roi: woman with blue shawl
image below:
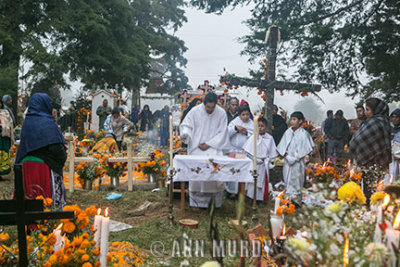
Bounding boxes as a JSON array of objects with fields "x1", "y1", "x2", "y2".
[{"x1": 15, "y1": 93, "x2": 67, "y2": 209}]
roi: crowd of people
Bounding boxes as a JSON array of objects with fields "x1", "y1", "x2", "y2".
[{"x1": 1, "y1": 89, "x2": 398, "y2": 212}]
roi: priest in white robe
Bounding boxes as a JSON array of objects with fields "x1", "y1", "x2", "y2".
[
  {"x1": 244, "y1": 117, "x2": 278, "y2": 201},
  {"x1": 277, "y1": 112, "x2": 314, "y2": 200},
  {"x1": 180, "y1": 92, "x2": 230, "y2": 208},
  {"x1": 226, "y1": 105, "x2": 254, "y2": 194}
]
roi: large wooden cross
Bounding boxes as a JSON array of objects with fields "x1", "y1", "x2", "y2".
[
  {"x1": 0, "y1": 164, "x2": 75, "y2": 266},
  {"x1": 220, "y1": 26, "x2": 322, "y2": 133}
]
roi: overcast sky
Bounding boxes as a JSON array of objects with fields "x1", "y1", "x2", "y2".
[{"x1": 176, "y1": 6, "x2": 363, "y2": 121}]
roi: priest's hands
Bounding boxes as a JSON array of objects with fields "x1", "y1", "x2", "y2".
[
  {"x1": 199, "y1": 143, "x2": 210, "y2": 151},
  {"x1": 236, "y1": 126, "x2": 248, "y2": 135}
]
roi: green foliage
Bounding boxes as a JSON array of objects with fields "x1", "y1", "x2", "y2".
[
  {"x1": 191, "y1": 0, "x2": 400, "y2": 101},
  {"x1": 0, "y1": 0, "x2": 189, "y2": 97}
]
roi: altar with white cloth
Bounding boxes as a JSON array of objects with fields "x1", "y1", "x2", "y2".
[
  {"x1": 172, "y1": 155, "x2": 253, "y2": 214},
  {"x1": 173, "y1": 155, "x2": 253, "y2": 183}
]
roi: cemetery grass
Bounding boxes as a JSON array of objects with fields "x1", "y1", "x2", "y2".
[{"x1": 0, "y1": 174, "x2": 278, "y2": 266}]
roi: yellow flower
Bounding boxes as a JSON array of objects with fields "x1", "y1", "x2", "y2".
[
  {"x1": 337, "y1": 182, "x2": 366, "y2": 204},
  {"x1": 82, "y1": 263, "x2": 92, "y2": 267},
  {"x1": 370, "y1": 191, "x2": 387, "y2": 206},
  {"x1": 200, "y1": 261, "x2": 221, "y2": 267}
]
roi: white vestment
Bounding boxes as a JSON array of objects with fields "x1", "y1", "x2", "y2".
[
  {"x1": 277, "y1": 127, "x2": 314, "y2": 198},
  {"x1": 180, "y1": 104, "x2": 229, "y2": 208},
  {"x1": 226, "y1": 117, "x2": 254, "y2": 194},
  {"x1": 243, "y1": 133, "x2": 278, "y2": 200}
]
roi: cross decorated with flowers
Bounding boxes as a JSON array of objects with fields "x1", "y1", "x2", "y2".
[
  {"x1": 220, "y1": 26, "x2": 322, "y2": 134},
  {"x1": 0, "y1": 165, "x2": 75, "y2": 266}
]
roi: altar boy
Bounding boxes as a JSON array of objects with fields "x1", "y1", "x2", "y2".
[
  {"x1": 244, "y1": 117, "x2": 278, "y2": 201},
  {"x1": 277, "y1": 112, "x2": 314, "y2": 200}
]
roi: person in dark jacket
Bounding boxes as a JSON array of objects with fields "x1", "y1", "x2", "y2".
[
  {"x1": 139, "y1": 105, "x2": 153, "y2": 131},
  {"x1": 159, "y1": 105, "x2": 171, "y2": 147},
  {"x1": 226, "y1": 97, "x2": 239, "y2": 124},
  {"x1": 272, "y1": 105, "x2": 287, "y2": 145},
  {"x1": 131, "y1": 105, "x2": 140, "y2": 129},
  {"x1": 16, "y1": 93, "x2": 67, "y2": 209},
  {"x1": 325, "y1": 110, "x2": 349, "y2": 160}
]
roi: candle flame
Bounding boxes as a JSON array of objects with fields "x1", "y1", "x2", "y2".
[
  {"x1": 322, "y1": 161, "x2": 327, "y2": 168},
  {"x1": 343, "y1": 233, "x2": 349, "y2": 266},
  {"x1": 347, "y1": 159, "x2": 351, "y2": 167},
  {"x1": 393, "y1": 210, "x2": 400, "y2": 230},
  {"x1": 349, "y1": 169, "x2": 354, "y2": 177},
  {"x1": 105, "y1": 207, "x2": 109, "y2": 217},
  {"x1": 281, "y1": 224, "x2": 286, "y2": 236},
  {"x1": 390, "y1": 174, "x2": 393, "y2": 184},
  {"x1": 56, "y1": 223, "x2": 63, "y2": 231},
  {"x1": 382, "y1": 194, "x2": 391, "y2": 209},
  {"x1": 301, "y1": 231, "x2": 307, "y2": 238},
  {"x1": 97, "y1": 208, "x2": 101, "y2": 216}
]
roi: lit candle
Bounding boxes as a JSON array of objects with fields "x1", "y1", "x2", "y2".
[
  {"x1": 343, "y1": 233, "x2": 349, "y2": 267},
  {"x1": 100, "y1": 208, "x2": 110, "y2": 267},
  {"x1": 169, "y1": 115, "x2": 173, "y2": 170},
  {"x1": 347, "y1": 159, "x2": 351, "y2": 170},
  {"x1": 270, "y1": 213, "x2": 284, "y2": 238},
  {"x1": 382, "y1": 194, "x2": 391, "y2": 209},
  {"x1": 274, "y1": 191, "x2": 283, "y2": 214},
  {"x1": 253, "y1": 116, "x2": 258, "y2": 171},
  {"x1": 94, "y1": 208, "x2": 103, "y2": 248},
  {"x1": 53, "y1": 223, "x2": 64, "y2": 252}
]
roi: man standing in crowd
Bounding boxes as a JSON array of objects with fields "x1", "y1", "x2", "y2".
[
  {"x1": 349, "y1": 105, "x2": 367, "y2": 137},
  {"x1": 226, "y1": 97, "x2": 239, "y2": 124},
  {"x1": 96, "y1": 99, "x2": 112, "y2": 130},
  {"x1": 272, "y1": 104, "x2": 287, "y2": 145},
  {"x1": 180, "y1": 92, "x2": 229, "y2": 208},
  {"x1": 159, "y1": 105, "x2": 171, "y2": 148},
  {"x1": 325, "y1": 110, "x2": 349, "y2": 160}
]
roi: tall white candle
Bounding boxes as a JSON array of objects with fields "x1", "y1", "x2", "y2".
[
  {"x1": 94, "y1": 208, "x2": 103, "y2": 248},
  {"x1": 169, "y1": 115, "x2": 173, "y2": 169},
  {"x1": 53, "y1": 223, "x2": 64, "y2": 252},
  {"x1": 274, "y1": 192, "x2": 283, "y2": 214},
  {"x1": 253, "y1": 116, "x2": 258, "y2": 171},
  {"x1": 100, "y1": 208, "x2": 110, "y2": 267}
]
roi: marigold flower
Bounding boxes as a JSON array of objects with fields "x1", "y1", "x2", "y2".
[
  {"x1": 0, "y1": 233, "x2": 9, "y2": 242},
  {"x1": 81, "y1": 254, "x2": 90, "y2": 262},
  {"x1": 338, "y1": 181, "x2": 366, "y2": 204},
  {"x1": 370, "y1": 191, "x2": 388, "y2": 206},
  {"x1": 63, "y1": 221, "x2": 76, "y2": 234}
]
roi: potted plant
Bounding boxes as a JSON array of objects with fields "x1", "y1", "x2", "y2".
[
  {"x1": 136, "y1": 149, "x2": 168, "y2": 187},
  {"x1": 104, "y1": 161, "x2": 126, "y2": 188},
  {"x1": 76, "y1": 162, "x2": 102, "y2": 190}
]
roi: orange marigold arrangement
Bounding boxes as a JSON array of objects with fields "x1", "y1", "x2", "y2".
[
  {"x1": 0, "y1": 204, "x2": 148, "y2": 266},
  {"x1": 136, "y1": 149, "x2": 167, "y2": 178},
  {"x1": 76, "y1": 162, "x2": 104, "y2": 188},
  {"x1": 276, "y1": 198, "x2": 296, "y2": 216},
  {"x1": 306, "y1": 163, "x2": 341, "y2": 184}
]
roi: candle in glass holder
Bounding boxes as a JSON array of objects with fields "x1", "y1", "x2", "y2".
[{"x1": 100, "y1": 208, "x2": 110, "y2": 267}]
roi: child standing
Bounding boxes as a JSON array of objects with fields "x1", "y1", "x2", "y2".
[
  {"x1": 277, "y1": 112, "x2": 314, "y2": 200},
  {"x1": 243, "y1": 117, "x2": 278, "y2": 201},
  {"x1": 226, "y1": 105, "x2": 254, "y2": 195}
]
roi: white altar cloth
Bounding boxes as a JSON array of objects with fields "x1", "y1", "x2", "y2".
[{"x1": 173, "y1": 155, "x2": 253, "y2": 183}]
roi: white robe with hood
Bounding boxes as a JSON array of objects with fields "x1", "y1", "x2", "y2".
[
  {"x1": 243, "y1": 133, "x2": 278, "y2": 200},
  {"x1": 180, "y1": 104, "x2": 229, "y2": 208},
  {"x1": 226, "y1": 116, "x2": 254, "y2": 193},
  {"x1": 277, "y1": 127, "x2": 314, "y2": 198}
]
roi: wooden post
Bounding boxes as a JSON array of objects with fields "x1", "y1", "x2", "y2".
[
  {"x1": 127, "y1": 144, "x2": 133, "y2": 191},
  {"x1": 14, "y1": 165, "x2": 28, "y2": 266},
  {"x1": 180, "y1": 182, "x2": 185, "y2": 217},
  {"x1": 238, "y1": 182, "x2": 246, "y2": 214},
  {"x1": 68, "y1": 141, "x2": 75, "y2": 192}
]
